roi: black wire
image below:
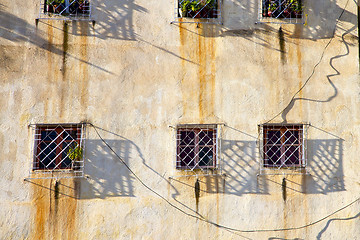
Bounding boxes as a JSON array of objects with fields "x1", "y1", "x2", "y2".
[
  {"x1": 264, "y1": 0, "x2": 350, "y2": 124},
  {"x1": 90, "y1": 123, "x2": 359, "y2": 233}
]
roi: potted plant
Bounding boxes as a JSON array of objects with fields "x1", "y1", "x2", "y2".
[
  {"x1": 68, "y1": 145, "x2": 83, "y2": 170},
  {"x1": 268, "y1": 2, "x2": 278, "y2": 17},
  {"x1": 179, "y1": 0, "x2": 205, "y2": 18}
]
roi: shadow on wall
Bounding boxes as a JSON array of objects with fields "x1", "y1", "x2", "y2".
[
  {"x1": 316, "y1": 211, "x2": 360, "y2": 239},
  {"x1": 220, "y1": 125, "x2": 345, "y2": 196},
  {"x1": 304, "y1": 138, "x2": 345, "y2": 194},
  {"x1": 222, "y1": 139, "x2": 269, "y2": 196},
  {"x1": 221, "y1": 125, "x2": 269, "y2": 196},
  {"x1": 93, "y1": 0, "x2": 147, "y2": 40},
  {"x1": 0, "y1": 4, "x2": 62, "y2": 55},
  {"x1": 80, "y1": 139, "x2": 136, "y2": 199},
  {"x1": 299, "y1": 0, "x2": 357, "y2": 40},
  {"x1": 221, "y1": 0, "x2": 357, "y2": 44}
]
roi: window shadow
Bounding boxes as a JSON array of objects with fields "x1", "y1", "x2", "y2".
[
  {"x1": 303, "y1": 138, "x2": 345, "y2": 194},
  {"x1": 80, "y1": 139, "x2": 135, "y2": 199},
  {"x1": 0, "y1": 4, "x2": 63, "y2": 55},
  {"x1": 92, "y1": 0, "x2": 147, "y2": 41},
  {"x1": 297, "y1": 0, "x2": 356, "y2": 40},
  {"x1": 222, "y1": 139, "x2": 269, "y2": 196}
]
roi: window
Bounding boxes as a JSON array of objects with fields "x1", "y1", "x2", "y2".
[
  {"x1": 39, "y1": 0, "x2": 91, "y2": 20},
  {"x1": 260, "y1": 0, "x2": 303, "y2": 23},
  {"x1": 173, "y1": 0, "x2": 221, "y2": 24},
  {"x1": 176, "y1": 125, "x2": 218, "y2": 170},
  {"x1": 261, "y1": 124, "x2": 306, "y2": 169},
  {"x1": 33, "y1": 124, "x2": 84, "y2": 171}
]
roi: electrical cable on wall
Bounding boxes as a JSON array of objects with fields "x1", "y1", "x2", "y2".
[{"x1": 90, "y1": 123, "x2": 360, "y2": 233}]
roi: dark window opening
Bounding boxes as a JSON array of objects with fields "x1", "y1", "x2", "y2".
[{"x1": 176, "y1": 126, "x2": 217, "y2": 170}]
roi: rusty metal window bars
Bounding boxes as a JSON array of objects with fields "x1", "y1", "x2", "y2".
[
  {"x1": 27, "y1": 123, "x2": 86, "y2": 179},
  {"x1": 258, "y1": 0, "x2": 304, "y2": 24},
  {"x1": 259, "y1": 124, "x2": 308, "y2": 174},
  {"x1": 37, "y1": 0, "x2": 92, "y2": 21},
  {"x1": 173, "y1": 0, "x2": 222, "y2": 24},
  {"x1": 176, "y1": 124, "x2": 220, "y2": 174}
]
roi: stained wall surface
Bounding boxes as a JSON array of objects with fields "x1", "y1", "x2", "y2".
[{"x1": 1, "y1": 0, "x2": 360, "y2": 239}]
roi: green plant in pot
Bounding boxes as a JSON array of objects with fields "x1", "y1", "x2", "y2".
[
  {"x1": 68, "y1": 145, "x2": 83, "y2": 170},
  {"x1": 268, "y1": 2, "x2": 278, "y2": 17},
  {"x1": 180, "y1": 0, "x2": 202, "y2": 18}
]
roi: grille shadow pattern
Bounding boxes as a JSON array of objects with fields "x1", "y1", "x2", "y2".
[{"x1": 28, "y1": 123, "x2": 86, "y2": 179}]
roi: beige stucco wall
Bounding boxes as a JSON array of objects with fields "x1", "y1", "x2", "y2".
[{"x1": 1, "y1": 0, "x2": 360, "y2": 239}]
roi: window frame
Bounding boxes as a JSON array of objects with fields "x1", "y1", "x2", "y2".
[
  {"x1": 173, "y1": 0, "x2": 222, "y2": 24},
  {"x1": 261, "y1": 124, "x2": 306, "y2": 169},
  {"x1": 32, "y1": 124, "x2": 83, "y2": 172},
  {"x1": 176, "y1": 124, "x2": 218, "y2": 170},
  {"x1": 258, "y1": 0, "x2": 304, "y2": 24},
  {"x1": 38, "y1": 0, "x2": 92, "y2": 21}
]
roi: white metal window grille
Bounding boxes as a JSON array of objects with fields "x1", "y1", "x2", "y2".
[
  {"x1": 259, "y1": 124, "x2": 308, "y2": 174},
  {"x1": 37, "y1": 0, "x2": 92, "y2": 21},
  {"x1": 258, "y1": 0, "x2": 304, "y2": 24},
  {"x1": 27, "y1": 123, "x2": 86, "y2": 179},
  {"x1": 176, "y1": 124, "x2": 220, "y2": 174},
  {"x1": 173, "y1": 0, "x2": 222, "y2": 24}
]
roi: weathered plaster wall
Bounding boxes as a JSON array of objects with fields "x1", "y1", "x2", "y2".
[{"x1": 0, "y1": 0, "x2": 359, "y2": 239}]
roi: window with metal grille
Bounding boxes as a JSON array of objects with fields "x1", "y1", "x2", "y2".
[
  {"x1": 33, "y1": 124, "x2": 84, "y2": 171},
  {"x1": 176, "y1": 125, "x2": 218, "y2": 170},
  {"x1": 261, "y1": 124, "x2": 306, "y2": 169},
  {"x1": 259, "y1": 0, "x2": 303, "y2": 23},
  {"x1": 173, "y1": 0, "x2": 221, "y2": 24},
  {"x1": 38, "y1": 0, "x2": 91, "y2": 20}
]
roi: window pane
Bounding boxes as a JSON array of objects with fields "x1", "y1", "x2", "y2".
[
  {"x1": 199, "y1": 147, "x2": 213, "y2": 167},
  {"x1": 199, "y1": 130, "x2": 213, "y2": 145},
  {"x1": 41, "y1": 130, "x2": 57, "y2": 141},
  {"x1": 266, "y1": 130, "x2": 281, "y2": 144},
  {"x1": 265, "y1": 145, "x2": 281, "y2": 166},
  {"x1": 39, "y1": 142, "x2": 56, "y2": 169},
  {"x1": 179, "y1": 147, "x2": 195, "y2": 167},
  {"x1": 284, "y1": 130, "x2": 299, "y2": 144},
  {"x1": 180, "y1": 131, "x2": 195, "y2": 145},
  {"x1": 284, "y1": 146, "x2": 300, "y2": 166},
  {"x1": 63, "y1": 130, "x2": 77, "y2": 141},
  {"x1": 61, "y1": 142, "x2": 74, "y2": 168}
]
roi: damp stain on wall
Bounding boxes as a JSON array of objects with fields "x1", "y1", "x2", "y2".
[
  {"x1": 79, "y1": 23, "x2": 89, "y2": 116},
  {"x1": 178, "y1": 23, "x2": 216, "y2": 122},
  {"x1": 32, "y1": 178, "x2": 79, "y2": 240}
]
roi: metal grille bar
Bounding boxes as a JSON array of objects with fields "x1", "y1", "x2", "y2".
[
  {"x1": 173, "y1": 124, "x2": 222, "y2": 176},
  {"x1": 259, "y1": 124, "x2": 308, "y2": 174},
  {"x1": 172, "y1": 0, "x2": 222, "y2": 24},
  {"x1": 27, "y1": 123, "x2": 86, "y2": 179},
  {"x1": 257, "y1": 0, "x2": 304, "y2": 24},
  {"x1": 37, "y1": 0, "x2": 92, "y2": 21}
]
